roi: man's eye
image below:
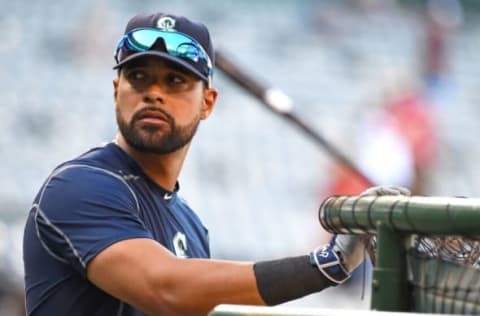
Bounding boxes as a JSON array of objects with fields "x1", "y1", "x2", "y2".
[
  {"x1": 127, "y1": 70, "x2": 147, "y2": 81},
  {"x1": 167, "y1": 74, "x2": 186, "y2": 85}
]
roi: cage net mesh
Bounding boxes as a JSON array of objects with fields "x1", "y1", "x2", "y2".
[
  {"x1": 404, "y1": 236, "x2": 480, "y2": 314},
  {"x1": 362, "y1": 230, "x2": 480, "y2": 314}
]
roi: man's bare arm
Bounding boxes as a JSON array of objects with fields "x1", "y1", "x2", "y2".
[{"x1": 87, "y1": 238, "x2": 264, "y2": 316}]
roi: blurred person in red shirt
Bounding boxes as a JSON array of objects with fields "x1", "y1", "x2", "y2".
[{"x1": 322, "y1": 67, "x2": 439, "y2": 198}]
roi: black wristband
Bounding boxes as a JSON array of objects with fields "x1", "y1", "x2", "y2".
[{"x1": 253, "y1": 255, "x2": 337, "y2": 306}]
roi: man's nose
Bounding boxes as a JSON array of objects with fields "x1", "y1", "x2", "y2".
[{"x1": 143, "y1": 83, "x2": 165, "y2": 104}]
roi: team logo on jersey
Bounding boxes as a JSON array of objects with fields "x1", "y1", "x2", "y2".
[
  {"x1": 173, "y1": 232, "x2": 188, "y2": 258},
  {"x1": 157, "y1": 16, "x2": 176, "y2": 31}
]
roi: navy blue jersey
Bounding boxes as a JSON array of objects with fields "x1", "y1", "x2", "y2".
[{"x1": 23, "y1": 142, "x2": 210, "y2": 316}]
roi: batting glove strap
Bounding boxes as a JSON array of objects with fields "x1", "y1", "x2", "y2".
[{"x1": 309, "y1": 244, "x2": 350, "y2": 285}]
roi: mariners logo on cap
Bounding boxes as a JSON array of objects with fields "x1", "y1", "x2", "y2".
[{"x1": 157, "y1": 16, "x2": 176, "y2": 31}]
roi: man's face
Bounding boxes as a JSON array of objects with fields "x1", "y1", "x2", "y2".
[{"x1": 113, "y1": 57, "x2": 216, "y2": 155}]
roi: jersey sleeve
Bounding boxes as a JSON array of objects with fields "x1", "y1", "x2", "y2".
[{"x1": 33, "y1": 164, "x2": 153, "y2": 277}]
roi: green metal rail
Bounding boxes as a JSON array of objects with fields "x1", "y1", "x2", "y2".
[{"x1": 319, "y1": 195, "x2": 480, "y2": 236}]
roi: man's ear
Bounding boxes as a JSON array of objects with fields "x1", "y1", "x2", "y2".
[
  {"x1": 200, "y1": 88, "x2": 218, "y2": 120},
  {"x1": 113, "y1": 78, "x2": 119, "y2": 100}
]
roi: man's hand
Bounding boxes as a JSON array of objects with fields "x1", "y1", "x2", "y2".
[
  {"x1": 310, "y1": 234, "x2": 367, "y2": 284},
  {"x1": 360, "y1": 185, "x2": 411, "y2": 197},
  {"x1": 312, "y1": 185, "x2": 411, "y2": 284},
  {"x1": 359, "y1": 185, "x2": 411, "y2": 264}
]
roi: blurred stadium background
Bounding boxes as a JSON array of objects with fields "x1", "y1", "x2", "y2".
[{"x1": 1, "y1": 0, "x2": 480, "y2": 315}]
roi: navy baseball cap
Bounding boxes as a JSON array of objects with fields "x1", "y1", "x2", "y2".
[{"x1": 114, "y1": 13, "x2": 214, "y2": 86}]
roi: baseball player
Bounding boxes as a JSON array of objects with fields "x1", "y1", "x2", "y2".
[{"x1": 23, "y1": 12, "x2": 409, "y2": 316}]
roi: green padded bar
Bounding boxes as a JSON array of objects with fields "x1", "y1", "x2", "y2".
[{"x1": 319, "y1": 195, "x2": 480, "y2": 236}]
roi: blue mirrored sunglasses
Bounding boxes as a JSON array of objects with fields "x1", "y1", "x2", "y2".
[{"x1": 114, "y1": 28, "x2": 212, "y2": 80}]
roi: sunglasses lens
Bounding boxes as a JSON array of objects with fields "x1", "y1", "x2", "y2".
[
  {"x1": 129, "y1": 29, "x2": 159, "y2": 50},
  {"x1": 115, "y1": 29, "x2": 211, "y2": 79}
]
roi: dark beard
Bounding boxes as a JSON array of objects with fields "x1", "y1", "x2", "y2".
[{"x1": 117, "y1": 106, "x2": 200, "y2": 155}]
